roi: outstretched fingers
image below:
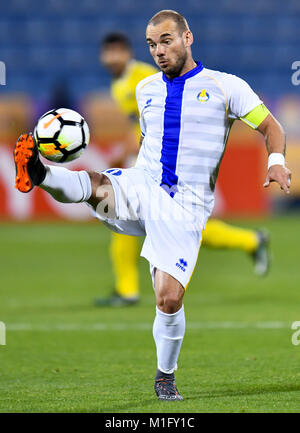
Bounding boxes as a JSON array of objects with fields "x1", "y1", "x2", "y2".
[{"x1": 263, "y1": 165, "x2": 291, "y2": 194}]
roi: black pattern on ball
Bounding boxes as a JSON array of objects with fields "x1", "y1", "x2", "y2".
[{"x1": 34, "y1": 108, "x2": 89, "y2": 163}]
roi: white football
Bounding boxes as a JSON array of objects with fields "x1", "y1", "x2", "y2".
[{"x1": 34, "y1": 108, "x2": 90, "y2": 163}]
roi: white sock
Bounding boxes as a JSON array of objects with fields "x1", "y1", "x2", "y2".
[
  {"x1": 40, "y1": 166, "x2": 91, "y2": 203},
  {"x1": 153, "y1": 305, "x2": 185, "y2": 374}
]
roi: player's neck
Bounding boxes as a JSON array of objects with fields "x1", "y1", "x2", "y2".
[
  {"x1": 164, "y1": 58, "x2": 198, "y2": 80},
  {"x1": 178, "y1": 58, "x2": 197, "y2": 77}
]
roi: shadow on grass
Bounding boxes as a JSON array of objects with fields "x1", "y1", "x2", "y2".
[
  {"x1": 186, "y1": 382, "x2": 300, "y2": 401},
  {"x1": 98, "y1": 398, "x2": 156, "y2": 412}
]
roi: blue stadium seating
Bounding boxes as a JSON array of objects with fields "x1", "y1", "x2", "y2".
[{"x1": 0, "y1": 0, "x2": 299, "y2": 103}]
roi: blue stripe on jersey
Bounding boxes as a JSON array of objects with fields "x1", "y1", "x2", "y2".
[
  {"x1": 160, "y1": 61, "x2": 204, "y2": 198},
  {"x1": 160, "y1": 80, "x2": 184, "y2": 198}
]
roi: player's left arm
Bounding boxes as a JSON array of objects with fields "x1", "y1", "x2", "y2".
[
  {"x1": 241, "y1": 103, "x2": 291, "y2": 194},
  {"x1": 227, "y1": 74, "x2": 291, "y2": 194},
  {"x1": 256, "y1": 112, "x2": 291, "y2": 194}
]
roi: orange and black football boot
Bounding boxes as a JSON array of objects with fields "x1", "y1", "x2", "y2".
[
  {"x1": 154, "y1": 369, "x2": 184, "y2": 401},
  {"x1": 14, "y1": 133, "x2": 46, "y2": 193}
]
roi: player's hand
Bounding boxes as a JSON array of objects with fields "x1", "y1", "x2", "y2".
[{"x1": 263, "y1": 165, "x2": 292, "y2": 194}]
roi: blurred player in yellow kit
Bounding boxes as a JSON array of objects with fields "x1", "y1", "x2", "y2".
[{"x1": 94, "y1": 33, "x2": 269, "y2": 307}]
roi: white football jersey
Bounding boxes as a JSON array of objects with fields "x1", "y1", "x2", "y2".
[{"x1": 135, "y1": 62, "x2": 262, "y2": 223}]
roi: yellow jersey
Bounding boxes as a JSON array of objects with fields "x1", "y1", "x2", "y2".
[{"x1": 111, "y1": 60, "x2": 157, "y2": 138}]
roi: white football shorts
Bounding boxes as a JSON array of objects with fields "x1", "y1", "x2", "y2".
[{"x1": 91, "y1": 167, "x2": 203, "y2": 288}]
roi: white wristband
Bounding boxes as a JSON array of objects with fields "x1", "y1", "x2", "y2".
[{"x1": 268, "y1": 153, "x2": 285, "y2": 170}]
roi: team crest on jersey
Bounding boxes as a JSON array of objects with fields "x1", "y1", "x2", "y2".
[{"x1": 197, "y1": 89, "x2": 210, "y2": 102}]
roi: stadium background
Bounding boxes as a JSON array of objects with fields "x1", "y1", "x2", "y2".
[
  {"x1": 1, "y1": 0, "x2": 300, "y2": 413},
  {"x1": 1, "y1": 0, "x2": 300, "y2": 220}
]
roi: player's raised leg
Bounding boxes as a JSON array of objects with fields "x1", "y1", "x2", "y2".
[
  {"x1": 14, "y1": 132, "x2": 114, "y2": 216},
  {"x1": 153, "y1": 269, "x2": 185, "y2": 401},
  {"x1": 14, "y1": 133, "x2": 47, "y2": 193}
]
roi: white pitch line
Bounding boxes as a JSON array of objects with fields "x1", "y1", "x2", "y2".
[{"x1": 5, "y1": 321, "x2": 291, "y2": 332}]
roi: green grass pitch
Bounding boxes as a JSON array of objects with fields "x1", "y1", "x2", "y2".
[{"x1": 0, "y1": 216, "x2": 300, "y2": 413}]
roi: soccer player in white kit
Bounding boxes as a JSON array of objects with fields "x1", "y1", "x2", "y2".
[{"x1": 14, "y1": 10, "x2": 291, "y2": 401}]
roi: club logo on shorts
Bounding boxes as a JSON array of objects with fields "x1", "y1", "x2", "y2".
[
  {"x1": 197, "y1": 89, "x2": 209, "y2": 102},
  {"x1": 106, "y1": 168, "x2": 122, "y2": 176},
  {"x1": 176, "y1": 258, "x2": 188, "y2": 272}
]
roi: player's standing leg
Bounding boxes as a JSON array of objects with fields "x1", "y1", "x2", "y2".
[{"x1": 152, "y1": 270, "x2": 185, "y2": 401}]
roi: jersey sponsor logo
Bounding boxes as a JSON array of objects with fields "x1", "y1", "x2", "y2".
[
  {"x1": 197, "y1": 89, "x2": 210, "y2": 102},
  {"x1": 106, "y1": 168, "x2": 122, "y2": 176},
  {"x1": 176, "y1": 258, "x2": 188, "y2": 272},
  {"x1": 145, "y1": 98, "x2": 152, "y2": 108}
]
